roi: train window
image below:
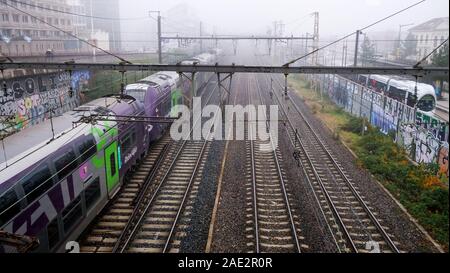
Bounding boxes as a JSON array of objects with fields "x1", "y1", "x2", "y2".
[
  {"x1": 46, "y1": 217, "x2": 60, "y2": 250},
  {"x1": 358, "y1": 75, "x2": 368, "y2": 86},
  {"x1": 62, "y1": 196, "x2": 82, "y2": 233},
  {"x1": 78, "y1": 138, "x2": 97, "y2": 162},
  {"x1": 54, "y1": 149, "x2": 77, "y2": 180},
  {"x1": 110, "y1": 153, "x2": 117, "y2": 177},
  {"x1": 417, "y1": 95, "x2": 436, "y2": 112},
  {"x1": 375, "y1": 81, "x2": 386, "y2": 92},
  {"x1": 0, "y1": 189, "x2": 20, "y2": 227},
  {"x1": 121, "y1": 130, "x2": 136, "y2": 153},
  {"x1": 167, "y1": 97, "x2": 172, "y2": 112},
  {"x1": 387, "y1": 87, "x2": 407, "y2": 102},
  {"x1": 85, "y1": 178, "x2": 101, "y2": 211},
  {"x1": 22, "y1": 165, "x2": 53, "y2": 205},
  {"x1": 125, "y1": 89, "x2": 145, "y2": 102}
]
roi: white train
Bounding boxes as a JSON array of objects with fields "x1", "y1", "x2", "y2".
[{"x1": 357, "y1": 74, "x2": 437, "y2": 113}]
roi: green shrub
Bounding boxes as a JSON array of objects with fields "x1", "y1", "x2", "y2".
[
  {"x1": 353, "y1": 127, "x2": 448, "y2": 247},
  {"x1": 342, "y1": 116, "x2": 364, "y2": 134}
]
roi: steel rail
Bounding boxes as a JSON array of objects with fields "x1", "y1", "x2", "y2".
[
  {"x1": 271, "y1": 74, "x2": 400, "y2": 253},
  {"x1": 111, "y1": 143, "x2": 170, "y2": 252},
  {"x1": 263, "y1": 74, "x2": 357, "y2": 252},
  {"x1": 286, "y1": 89, "x2": 400, "y2": 253},
  {"x1": 258, "y1": 70, "x2": 343, "y2": 252},
  {"x1": 114, "y1": 80, "x2": 218, "y2": 253},
  {"x1": 253, "y1": 74, "x2": 302, "y2": 253},
  {"x1": 131, "y1": 144, "x2": 170, "y2": 206},
  {"x1": 162, "y1": 93, "x2": 222, "y2": 253},
  {"x1": 246, "y1": 77, "x2": 260, "y2": 253}
]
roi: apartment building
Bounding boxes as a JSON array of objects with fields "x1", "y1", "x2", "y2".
[
  {"x1": 0, "y1": 0, "x2": 90, "y2": 57},
  {"x1": 408, "y1": 17, "x2": 449, "y2": 62}
]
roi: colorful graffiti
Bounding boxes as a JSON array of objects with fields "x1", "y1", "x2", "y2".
[
  {"x1": 308, "y1": 73, "x2": 449, "y2": 175},
  {"x1": 0, "y1": 71, "x2": 90, "y2": 134},
  {"x1": 438, "y1": 143, "x2": 449, "y2": 178},
  {"x1": 371, "y1": 103, "x2": 397, "y2": 135}
]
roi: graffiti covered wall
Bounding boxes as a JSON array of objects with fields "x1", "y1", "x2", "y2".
[
  {"x1": 397, "y1": 112, "x2": 449, "y2": 166},
  {"x1": 308, "y1": 74, "x2": 449, "y2": 177},
  {"x1": 0, "y1": 71, "x2": 90, "y2": 135}
]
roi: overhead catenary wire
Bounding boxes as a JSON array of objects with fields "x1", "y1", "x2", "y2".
[
  {"x1": 0, "y1": 120, "x2": 106, "y2": 219},
  {"x1": 0, "y1": 96, "x2": 122, "y2": 176},
  {"x1": 0, "y1": 96, "x2": 175, "y2": 219},
  {"x1": 283, "y1": 0, "x2": 426, "y2": 66},
  {"x1": 284, "y1": 12, "x2": 314, "y2": 26},
  {"x1": 3, "y1": 1, "x2": 133, "y2": 64},
  {"x1": 414, "y1": 37, "x2": 449, "y2": 67}
]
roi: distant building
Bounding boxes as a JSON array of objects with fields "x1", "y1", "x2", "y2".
[
  {"x1": 0, "y1": 0, "x2": 90, "y2": 57},
  {"x1": 83, "y1": 0, "x2": 121, "y2": 52},
  {"x1": 408, "y1": 17, "x2": 449, "y2": 62},
  {"x1": 67, "y1": 0, "x2": 89, "y2": 48},
  {"x1": 91, "y1": 29, "x2": 109, "y2": 51}
]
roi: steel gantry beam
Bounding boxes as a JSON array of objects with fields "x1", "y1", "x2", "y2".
[
  {"x1": 0, "y1": 62, "x2": 448, "y2": 77},
  {"x1": 160, "y1": 36, "x2": 314, "y2": 41}
]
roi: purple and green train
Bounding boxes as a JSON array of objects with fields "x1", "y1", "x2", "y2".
[{"x1": 0, "y1": 51, "x2": 217, "y2": 253}]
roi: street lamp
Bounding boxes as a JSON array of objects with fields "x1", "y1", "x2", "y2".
[{"x1": 397, "y1": 23, "x2": 414, "y2": 60}]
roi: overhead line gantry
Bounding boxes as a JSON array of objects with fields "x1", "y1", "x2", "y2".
[{"x1": 0, "y1": 63, "x2": 447, "y2": 77}]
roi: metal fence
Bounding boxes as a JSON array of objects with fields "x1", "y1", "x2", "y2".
[{"x1": 306, "y1": 73, "x2": 449, "y2": 177}]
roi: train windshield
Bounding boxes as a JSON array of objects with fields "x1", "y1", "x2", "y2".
[
  {"x1": 417, "y1": 94, "x2": 436, "y2": 112},
  {"x1": 125, "y1": 89, "x2": 146, "y2": 102}
]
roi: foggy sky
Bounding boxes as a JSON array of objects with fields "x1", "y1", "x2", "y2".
[{"x1": 118, "y1": 0, "x2": 449, "y2": 37}]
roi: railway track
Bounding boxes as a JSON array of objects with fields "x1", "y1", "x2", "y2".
[
  {"x1": 110, "y1": 82, "x2": 220, "y2": 253},
  {"x1": 118, "y1": 139, "x2": 211, "y2": 253},
  {"x1": 263, "y1": 72, "x2": 401, "y2": 253},
  {"x1": 80, "y1": 80, "x2": 219, "y2": 253},
  {"x1": 244, "y1": 75, "x2": 306, "y2": 253},
  {"x1": 79, "y1": 134, "x2": 172, "y2": 253}
]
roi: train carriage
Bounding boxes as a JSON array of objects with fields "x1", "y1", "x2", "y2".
[
  {"x1": 0, "y1": 95, "x2": 149, "y2": 252},
  {"x1": 358, "y1": 74, "x2": 437, "y2": 114},
  {"x1": 0, "y1": 51, "x2": 218, "y2": 253},
  {"x1": 124, "y1": 51, "x2": 218, "y2": 141}
]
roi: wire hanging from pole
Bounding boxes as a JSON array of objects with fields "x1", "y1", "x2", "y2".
[
  {"x1": 414, "y1": 37, "x2": 449, "y2": 68},
  {"x1": 3, "y1": 1, "x2": 132, "y2": 64},
  {"x1": 283, "y1": 0, "x2": 426, "y2": 66}
]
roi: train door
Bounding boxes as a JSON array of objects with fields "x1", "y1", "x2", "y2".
[
  {"x1": 171, "y1": 89, "x2": 182, "y2": 117},
  {"x1": 104, "y1": 141, "x2": 120, "y2": 196}
]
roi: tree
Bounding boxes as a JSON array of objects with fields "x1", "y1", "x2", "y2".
[
  {"x1": 359, "y1": 36, "x2": 376, "y2": 65},
  {"x1": 399, "y1": 33, "x2": 417, "y2": 61},
  {"x1": 430, "y1": 43, "x2": 449, "y2": 98},
  {"x1": 431, "y1": 42, "x2": 449, "y2": 66}
]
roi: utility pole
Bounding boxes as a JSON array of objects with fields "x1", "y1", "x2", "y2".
[
  {"x1": 89, "y1": 0, "x2": 96, "y2": 60},
  {"x1": 305, "y1": 33, "x2": 309, "y2": 65},
  {"x1": 342, "y1": 40, "x2": 348, "y2": 66},
  {"x1": 157, "y1": 14, "x2": 162, "y2": 64},
  {"x1": 279, "y1": 21, "x2": 285, "y2": 62},
  {"x1": 200, "y1": 21, "x2": 203, "y2": 53},
  {"x1": 273, "y1": 21, "x2": 278, "y2": 57},
  {"x1": 312, "y1": 12, "x2": 319, "y2": 65},
  {"x1": 354, "y1": 30, "x2": 362, "y2": 66},
  {"x1": 149, "y1": 11, "x2": 162, "y2": 64},
  {"x1": 397, "y1": 23, "x2": 414, "y2": 60}
]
